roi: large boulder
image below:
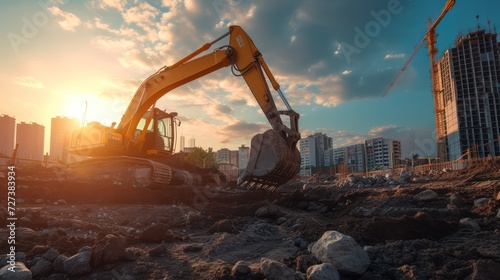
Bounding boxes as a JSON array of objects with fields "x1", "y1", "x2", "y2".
[
  {"x1": 311, "y1": 231, "x2": 369, "y2": 275},
  {"x1": 260, "y1": 258, "x2": 295, "y2": 280},
  {"x1": 92, "y1": 234, "x2": 126, "y2": 266},
  {"x1": 0, "y1": 262, "x2": 32, "y2": 280},
  {"x1": 63, "y1": 249, "x2": 92, "y2": 276},
  {"x1": 306, "y1": 263, "x2": 340, "y2": 280},
  {"x1": 30, "y1": 258, "x2": 53, "y2": 278}
]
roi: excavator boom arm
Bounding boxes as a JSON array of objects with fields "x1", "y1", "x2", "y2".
[{"x1": 118, "y1": 26, "x2": 299, "y2": 148}]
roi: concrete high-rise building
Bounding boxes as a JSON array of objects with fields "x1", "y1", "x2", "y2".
[
  {"x1": 438, "y1": 29, "x2": 500, "y2": 160},
  {"x1": 365, "y1": 137, "x2": 401, "y2": 171},
  {"x1": 216, "y1": 148, "x2": 239, "y2": 180},
  {"x1": 325, "y1": 144, "x2": 366, "y2": 173},
  {"x1": 16, "y1": 122, "x2": 45, "y2": 161},
  {"x1": 238, "y1": 144, "x2": 250, "y2": 174},
  {"x1": 216, "y1": 148, "x2": 231, "y2": 163},
  {"x1": 188, "y1": 137, "x2": 195, "y2": 148},
  {"x1": 345, "y1": 143, "x2": 366, "y2": 173},
  {"x1": 50, "y1": 116, "x2": 79, "y2": 163},
  {"x1": 299, "y1": 133, "x2": 333, "y2": 177},
  {"x1": 179, "y1": 135, "x2": 185, "y2": 152},
  {"x1": 0, "y1": 114, "x2": 15, "y2": 157}
]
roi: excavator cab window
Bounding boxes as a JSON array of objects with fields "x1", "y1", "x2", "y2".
[{"x1": 140, "y1": 108, "x2": 175, "y2": 155}]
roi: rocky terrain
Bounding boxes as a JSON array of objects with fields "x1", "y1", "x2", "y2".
[{"x1": 1, "y1": 161, "x2": 500, "y2": 279}]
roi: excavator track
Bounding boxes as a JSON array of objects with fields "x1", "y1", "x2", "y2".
[{"x1": 69, "y1": 156, "x2": 172, "y2": 189}]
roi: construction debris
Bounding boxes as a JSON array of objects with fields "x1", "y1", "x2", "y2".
[{"x1": 0, "y1": 161, "x2": 500, "y2": 279}]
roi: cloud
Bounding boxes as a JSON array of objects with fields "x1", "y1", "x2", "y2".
[
  {"x1": 48, "y1": 7, "x2": 81, "y2": 31},
  {"x1": 384, "y1": 53, "x2": 406, "y2": 59},
  {"x1": 89, "y1": 0, "x2": 126, "y2": 11},
  {"x1": 368, "y1": 124, "x2": 400, "y2": 136},
  {"x1": 219, "y1": 121, "x2": 269, "y2": 143},
  {"x1": 13, "y1": 76, "x2": 44, "y2": 88}
]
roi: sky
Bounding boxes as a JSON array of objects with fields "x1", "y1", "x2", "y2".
[{"x1": 1, "y1": 0, "x2": 500, "y2": 158}]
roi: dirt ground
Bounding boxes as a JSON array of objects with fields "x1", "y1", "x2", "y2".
[{"x1": 1, "y1": 161, "x2": 500, "y2": 279}]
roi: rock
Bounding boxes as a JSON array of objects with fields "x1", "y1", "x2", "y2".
[
  {"x1": 260, "y1": 258, "x2": 295, "y2": 280},
  {"x1": 496, "y1": 209, "x2": 500, "y2": 219},
  {"x1": 294, "y1": 238, "x2": 309, "y2": 250},
  {"x1": 53, "y1": 255, "x2": 68, "y2": 272},
  {"x1": 414, "y1": 189, "x2": 438, "y2": 201},
  {"x1": 307, "y1": 201, "x2": 324, "y2": 211},
  {"x1": 183, "y1": 243, "x2": 203, "y2": 253},
  {"x1": 35, "y1": 198, "x2": 45, "y2": 204},
  {"x1": 42, "y1": 248, "x2": 59, "y2": 261},
  {"x1": 295, "y1": 272, "x2": 306, "y2": 280},
  {"x1": 123, "y1": 248, "x2": 141, "y2": 261},
  {"x1": 92, "y1": 234, "x2": 126, "y2": 266},
  {"x1": 139, "y1": 224, "x2": 168, "y2": 243},
  {"x1": 132, "y1": 264, "x2": 148, "y2": 275},
  {"x1": 449, "y1": 193, "x2": 464, "y2": 207},
  {"x1": 55, "y1": 199, "x2": 67, "y2": 205},
  {"x1": 277, "y1": 217, "x2": 288, "y2": 225},
  {"x1": 255, "y1": 204, "x2": 285, "y2": 219},
  {"x1": 399, "y1": 170, "x2": 411, "y2": 183},
  {"x1": 306, "y1": 263, "x2": 340, "y2": 280},
  {"x1": 63, "y1": 251, "x2": 92, "y2": 276},
  {"x1": 231, "y1": 261, "x2": 251, "y2": 276},
  {"x1": 363, "y1": 246, "x2": 378, "y2": 254},
  {"x1": 496, "y1": 191, "x2": 500, "y2": 201},
  {"x1": 30, "y1": 258, "x2": 53, "y2": 278},
  {"x1": 17, "y1": 227, "x2": 36, "y2": 241},
  {"x1": 208, "y1": 219, "x2": 234, "y2": 234},
  {"x1": 467, "y1": 259, "x2": 500, "y2": 279},
  {"x1": 296, "y1": 254, "x2": 318, "y2": 273},
  {"x1": 474, "y1": 198, "x2": 489, "y2": 207},
  {"x1": 460, "y1": 218, "x2": 480, "y2": 230},
  {"x1": 311, "y1": 231, "x2": 370, "y2": 275},
  {"x1": 29, "y1": 245, "x2": 51, "y2": 258},
  {"x1": 0, "y1": 262, "x2": 32, "y2": 280},
  {"x1": 149, "y1": 242, "x2": 167, "y2": 257},
  {"x1": 186, "y1": 211, "x2": 203, "y2": 225}
]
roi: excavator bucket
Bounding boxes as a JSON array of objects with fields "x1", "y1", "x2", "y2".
[{"x1": 238, "y1": 129, "x2": 301, "y2": 190}]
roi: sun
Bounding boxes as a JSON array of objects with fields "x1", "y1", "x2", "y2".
[{"x1": 60, "y1": 91, "x2": 125, "y2": 126}]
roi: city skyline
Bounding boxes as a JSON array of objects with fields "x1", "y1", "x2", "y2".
[{"x1": 2, "y1": 1, "x2": 500, "y2": 158}]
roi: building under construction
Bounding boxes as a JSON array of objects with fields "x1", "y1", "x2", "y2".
[{"x1": 438, "y1": 28, "x2": 500, "y2": 160}]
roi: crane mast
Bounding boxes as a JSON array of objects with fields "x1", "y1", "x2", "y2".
[{"x1": 383, "y1": 0, "x2": 455, "y2": 162}]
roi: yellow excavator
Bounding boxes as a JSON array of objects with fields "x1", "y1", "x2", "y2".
[{"x1": 68, "y1": 26, "x2": 301, "y2": 190}]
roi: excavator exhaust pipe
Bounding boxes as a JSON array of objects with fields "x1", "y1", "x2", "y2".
[{"x1": 237, "y1": 129, "x2": 300, "y2": 190}]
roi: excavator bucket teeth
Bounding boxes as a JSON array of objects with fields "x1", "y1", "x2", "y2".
[{"x1": 238, "y1": 129, "x2": 300, "y2": 190}]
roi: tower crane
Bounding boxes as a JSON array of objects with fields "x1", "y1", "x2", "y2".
[{"x1": 383, "y1": 0, "x2": 456, "y2": 161}]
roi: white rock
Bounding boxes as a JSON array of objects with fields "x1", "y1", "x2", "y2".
[
  {"x1": 311, "y1": 231, "x2": 370, "y2": 275},
  {"x1": 260, "y1": 258, "x2": 295, "y2": 280},
  {"x1": 306, "y1": 263, "x2": 340, "y2": 280}
]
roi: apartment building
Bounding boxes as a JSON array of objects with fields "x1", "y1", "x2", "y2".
[{"x1": 438, "y1": 29, "x2": 500, "y2": 160}]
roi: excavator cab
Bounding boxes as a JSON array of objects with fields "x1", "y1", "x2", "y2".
[{"x1": 137, "y1": 108, "x2": 178, "y2": 157}]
